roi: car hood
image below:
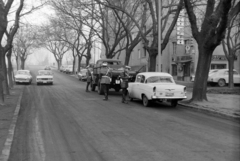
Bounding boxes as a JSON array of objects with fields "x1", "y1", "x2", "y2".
[
  {"x1": 36, "y1": 75, "x2": 53, "y2": 78},
  {"x1": 15, "y1": 74, "x2": 31, "y2": 78}
]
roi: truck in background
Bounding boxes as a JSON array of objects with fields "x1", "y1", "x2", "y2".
[{"x1": 90, "y1": 59, "x2": 137, "y2": 95}]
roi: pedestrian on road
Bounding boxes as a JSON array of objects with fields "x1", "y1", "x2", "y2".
[
  {"x1": 120, "y1": 66, "x2": 131, "y2": 103},
  {"x1": 85, "y1": 65, "x2": 92, "y2": 92},
  {"x1": 100, "y1": 63, "x2": 112, "y2": 100}
]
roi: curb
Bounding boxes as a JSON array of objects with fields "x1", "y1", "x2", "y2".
[
  {"x1": 0, "y1": 89, "x2": 24, "y2": 161},
  {"x1": 178, "y1": 102, "x2": 240, "y2": 122}
]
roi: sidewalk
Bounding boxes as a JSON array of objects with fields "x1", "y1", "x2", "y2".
[
  {"x1": 0, "y1": 86, "x2": 24, "y2": 160},
  {"x1": 176, "y1": 80, "x2": 240, "y2": 120}
]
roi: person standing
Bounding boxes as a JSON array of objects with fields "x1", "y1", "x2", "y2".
[
  {"x1": 100, "y1": 63, "x2": 112, "y2": 100},
  {"x1": 120, "y1": 66, "x2": 131, "y2": 103},
  {"x1": 85, "y1": 66, "x2": 92, "y2": 92}
]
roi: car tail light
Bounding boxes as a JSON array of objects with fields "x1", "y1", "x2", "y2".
[{"x1": 184, "y1": 87, "x2": 187, "y2": 94}]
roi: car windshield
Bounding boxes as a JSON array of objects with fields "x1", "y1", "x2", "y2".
[
  {"x1": 17, "y1": 71, "x2": 29, "y2": 75},
  {"x1": 38, "y1": 71, "x2": 52, "y2": 75},
  {"x1": 146, "y1": 76, "x2": 173, "y2": 83}
]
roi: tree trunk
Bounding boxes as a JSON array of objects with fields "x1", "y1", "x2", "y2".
[
  {"x1": 57, "y1": 60, "x2": 61, "y2": 70},
  {"x1": 0, "y1": 47, "x2": 5, "y2": 104},
  {"x1": 3, "y1": 53, "x2": 10, "y2": 95},
  {"x1": 20, "y1": 58, "x2": 25, "y2": 70},
  {"x1": 77, "y1": 55, "x2": 82, "y2": 72},
  {"x1": 72, "y1": 57, "x2": 76, "y2": 74},
  {"x1": 7, "y1": 49, "x2": 14, "y2": 88},
  {"x1": 124, "y1": 49, "x2": 131, "y2": 65},
  {"x1": 191, "y1": 46, "x2": 213, "y2": 102},
  {"x1": 228, "y1": 54, "x2": 234, "y2": 88}
]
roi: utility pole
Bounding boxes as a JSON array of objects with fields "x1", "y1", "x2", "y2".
[{"x1": 158, "y1": 0, "x2": 162, "y2": 72}]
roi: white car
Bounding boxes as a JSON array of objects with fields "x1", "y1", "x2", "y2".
[
  {"x1": 128, "y1": 72, "x2": 187, "y2": 107},
  {"x1": 207, "y1": 69, "x2": 240, "y2": 87},
  {"x1": 191, "y1": 69, "x2": 218, "y2": 82},
  {"x1": 65, "y1": 65, "x2": 73, "y2": 74},
  {"x1": 36, "y1": 70, "x2": 54, "y2": 85},
  {"x1": 77, "y1": 69, "x2": 87, "y2": 81},
  {"x1": 15, "y1": 70, "x2": 32, "y2": 84}
]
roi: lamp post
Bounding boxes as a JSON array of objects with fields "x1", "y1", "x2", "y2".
[{"x1": 158, "y1": 0, "x2": 162, "y2": 72}]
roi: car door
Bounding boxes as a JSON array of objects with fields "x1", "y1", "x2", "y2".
[{"x1": 131, "y1": 75, "x2": 142, "y2": 99}]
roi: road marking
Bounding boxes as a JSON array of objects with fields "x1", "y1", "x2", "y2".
[
  {"x1": 0, "y1": 90, "x2": 23, "y2": 161},
  {"x1": 32, "y1": 114, "x2": 46, "y2": 161}
]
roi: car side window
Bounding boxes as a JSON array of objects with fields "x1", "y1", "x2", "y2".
[
  {"x1": 140, "y1": 76, "x2": 145, "y2": 83},
  {"x1": 135, "y1": 75, "x2": 142, "y2": 82}
]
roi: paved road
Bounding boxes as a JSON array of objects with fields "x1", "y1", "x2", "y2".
[{"x1": 9, "y1": 66, "x2": 240, "y2": 161}]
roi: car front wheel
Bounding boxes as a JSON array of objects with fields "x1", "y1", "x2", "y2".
[
  {"x1": 142, "y1": 95, "x2": 151, "y2": 107},
  {"x1": 218, "y1": 79, "x2": 226, "y2": 87}
]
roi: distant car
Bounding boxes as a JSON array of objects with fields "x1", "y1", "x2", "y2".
[
  {"x1": 65, "y1": 65, "x2": 73, "y2": 74},
  {"x1": 15, "y1": 70, "x2": 32, "y2": 84},
  {"x1": 44, "y1": 66, "x2": 51, "y2": 70},
  {"x1": 60, "y1": 65, "x2": 67, "y2": 72},
  {"x1": 77, "y1": 69, "x2": 87, "y2": 81},
  {"x1": 128, "y1": 72, "x2": 187, "y2": 107},
  {"x1": 190, "y1": 69, "x2": 218, "y2": 82},
  {"x1": 36, "y1": 70, "x2": 54, "y2": 85},
  {"x1": 207, "y1": 69, "x2": 240, "y2": 87}
]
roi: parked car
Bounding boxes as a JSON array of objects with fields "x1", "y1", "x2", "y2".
[
  {"x1": 128, "y1": 72, "x2": 187, "y2": 107},
  {"x1": 60, "y1": 65, "x2": 67, "y2": 72},
  {"x1": 36, "y1": 70, "x2": 54, "y2": 85},
  {"x1": 191, "y1": 69, "x2": 218, "y2": 82},
  {"x1": 44, "y1": 66, "x2": 51, "y2": 70},
  {"x1": 65, "y1": 65, "x2": 73, "y2": 74},
  {"x1": 77, "y1": 69, "x2": 87, "y2": 81},
  {"x1": 207, "y1": 69, "x2": 240, "y2": 87},
  {"x1": 15, "y1": 70, "x2": 32, "y2": 84}
]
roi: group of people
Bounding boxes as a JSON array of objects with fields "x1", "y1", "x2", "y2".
[{"x1": 85, "y1": 64, "x2": 131, "y2": 104}]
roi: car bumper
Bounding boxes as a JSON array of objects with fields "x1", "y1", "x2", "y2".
[
  {"x1": 15, "y1": 79, "x2": 31, "y2": 83},
  {"x1": 151, "y1": 95, "x2": 187, "y2": 100},
  {"x1": 36, "y1": 80, "x2": 53, "y2": 84}
]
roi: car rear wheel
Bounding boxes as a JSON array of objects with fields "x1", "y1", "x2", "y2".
[
  {"x1": 142, "y1": 95, "x2": 151, "y2": 107},
  {"x1": 171, "y1": 100, "x2": 178, "y2": 107},
  {"x1": 218, "y1": 79, "x2": 226, "y2": 87}
]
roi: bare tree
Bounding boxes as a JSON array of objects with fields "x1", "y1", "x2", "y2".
[
  {"x1": 13, "y1": 25, "x2": 38, "y2": 69},
  {"x1": 0, "y1": 0, "x2": 25, "y2": 104},
  {"x1": 222, "y1": 0, "x2": 240, "y2": 88},
  {"x1": 94, "y1": 0, "x2": 184, "y2": 71},
  {"x1": 184, "y1": 0, "x2": 239, "y2": 102},
  {"x1": 39, "y1": 23, "x2": 71, "y2": 70}
]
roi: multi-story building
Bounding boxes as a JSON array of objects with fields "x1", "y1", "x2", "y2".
[{"x1": 108, "y1": 8, "x2": 240, "y2": 81}]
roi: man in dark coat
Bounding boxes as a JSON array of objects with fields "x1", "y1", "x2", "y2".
[
  {"x1": 100, "y1": 63, "x2": 112, "y2": 100},
  {"x1": 120, "y1": 66, "x2": 131, "y2": 103},
  {"x1": 85, "y1": 66, "x2": 92, "y2": 92}
]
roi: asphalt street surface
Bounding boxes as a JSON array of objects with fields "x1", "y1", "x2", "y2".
[{"x1": 8, "y1": 66, "x2": 240, "y2": 161}]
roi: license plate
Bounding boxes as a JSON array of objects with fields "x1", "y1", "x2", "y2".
[
  {"x1": 115, "y1": 80, "x2": 120, "y2": 84},
  {"x1": 165, "y1": 92, "x2": 174, "y2": 96},
  {"x1": 43, "y1": 81, "x2": 47, "y2": 83}
]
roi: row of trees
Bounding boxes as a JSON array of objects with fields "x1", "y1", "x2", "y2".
[{"x1": 0, "y1": 0, "x2": 45, "y2": 104}]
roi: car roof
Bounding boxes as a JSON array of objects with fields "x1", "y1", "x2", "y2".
[{"x1": 137, "y1": 72, "x2": 172, "y2": 77}]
